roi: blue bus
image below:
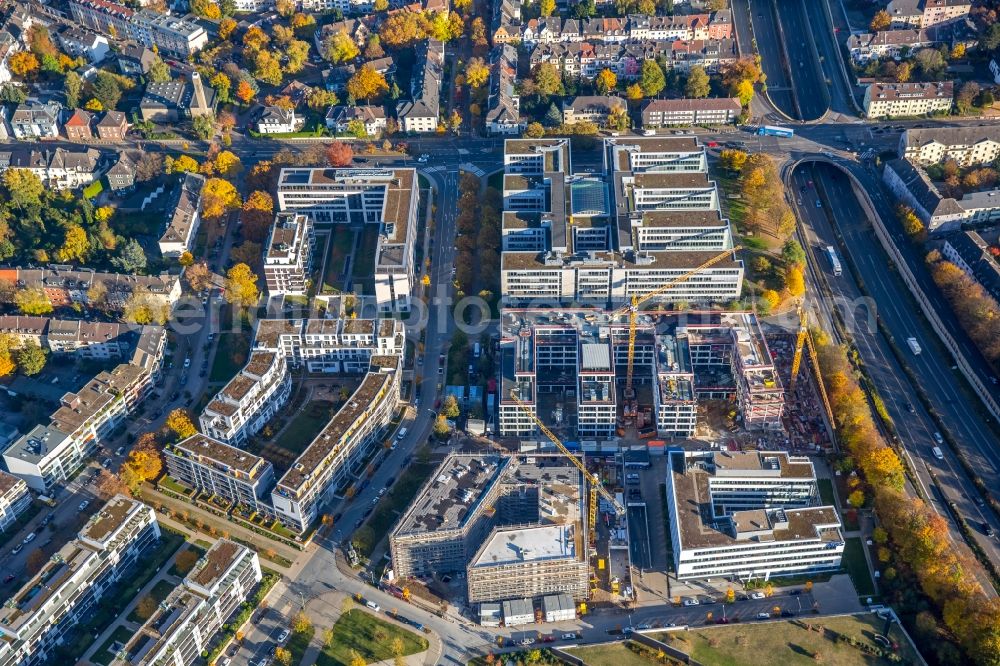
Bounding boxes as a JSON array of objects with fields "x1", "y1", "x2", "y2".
[{"x1": 758, "y1": 125, "x2": 795, "y2": 138}]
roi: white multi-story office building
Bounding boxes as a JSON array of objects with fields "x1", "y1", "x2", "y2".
[
  {"x1": 0, "y1": 471, "x2": 31, "y2": 533},
  {"x1": 0, "y1": 496, "x2": 160, "y2": 665},
  {"x1": 199, "y1": 350, "x2": 291, "y2": 446},
  {"x1": 275, "y1": 167, "x2": 419, "y2": 312},
  {"x1": 665, "y1": 449, "x2": 842, "y2": 580},
  {"x1": 270, "y1": 355, "x2": 402, "y2": 531},
  {"x1": 640, "y1": 97, "x2": 742, "y2": 127},
  {"x1": 264, "y1": 212, "x2": 314, "y2": 297},
  {"x1": 117, "y1": 540, "x2": 262, "y2": 666},
  {"x1": 165, "y1": 434, "x2": 276, "y2": 514}
]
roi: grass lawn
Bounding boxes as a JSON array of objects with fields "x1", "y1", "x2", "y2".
[
  {"x1": 323, "y1": 229, "x2": 356, "y2": 293},
  {"x1": 817, "y1": 478, "x2": 836, "y2": 506},
  {"x1": 842, "y1": 537, "x2": 877, "y2": 597},
  {"x1": 209, "y1": 330, "x2": 252, "y2": 383},
  {"x1": 567, "y1": 641, "x2": 662, "y2": 665},
  {"x1": 92, "y1": 625, "x2": 136, "y2": 666},
  {"x1": 168, "y1": 543, "x2": 207, "y2": 578},
  {"x1": 286, "y1": 626, "x2": 315, "y2": 666},
  {"x1": 353, "y1": 449, "x2": 437, "y2": 557},
  {"x1": 351, "y1": 225, "x2": 380, "y2": 295},
  {"x1": 265, "y1": 399, "x2": 335, "y2": 467},
  {"x1": 127, "y1": 579, "x2": 175, "y2": 622},
  {"x1": 316, "y1": 610, "x2": 428, "y2": 666},
  {"x1": 656, "y1": 613, "x2": 920, "y2": 666}
]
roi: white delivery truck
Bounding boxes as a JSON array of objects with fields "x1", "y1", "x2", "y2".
[{"x1": 906, "y1": 337, "x2": 921, "y2": 355}]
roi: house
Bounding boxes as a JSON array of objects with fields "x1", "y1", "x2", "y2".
[
  {"x1": 105, "y1": 152, "x2": 136, "y2": 193},
  {"x1": 313, "y1": 19, "x2": 369, "y2": 61},
  {"x1": 491, "y1": 0, "x2": 520, "y2": 45},
  {"x1": 883, "y1": 158, "x2": 969, "y2": 232},
  {"x1": 641, "y1": 97, "x2": 742, "y2": 127},
  {"x1": 863, "y1": 80, "x2": 953, "y2": 118},
  {"x1": 63, "y1": 109, "x2": 94, "y2": 142},
  {"x1": 561, "y1": 95, "x2": 627, "y2": 126},
  {"x1": 10, "y1": 100, "x2": 61, "y2": 139},
  {"x1": 56, "y1": 27, "x2": 110, "y2": 63},
  {"x1": 139, "y1": 73, "x2": 215, "y2": 122},
  {"x1": 921, "y1": 0, "x2": 972, "y2": 28},
  {"x1": 96, "y1": 110, "x2": 128, "y2": 141},
  {"x1": 899, "y1": 126, "x2": 1000, "y2": 166},
  {"x1": 485, "y1": 44, "x2": 523, "y2": 135},
  {"x1": 397, "y1": 39, "x2": 444, "y2": 133},
  {"x1": 158, "y1": 172, "x2": 205, "y2": 257},
  {"x1": 257, "y1": 106, "x2": 297, "y2": 134},
  {"x1": 0, "y1": 147, "x2": 103, "y2": 190},
  {"x1": 845, "y1": 29, "x2": 937, "y2": 64},
  {"x1": 324, "y1": 105, "x2": 386, "y2": 136},
  {"x1": 942, "y1": 230, "x2": 1000, "y2": 302},
  {"x1": 117, "y1": 42, "x2": 156, "y2": 76}
]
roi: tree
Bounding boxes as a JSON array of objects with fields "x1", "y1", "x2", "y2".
[
  {"x1": 201, "y1": 178, "x2": 241, "y2": 219},
  {"x1": 135, "y1": 595, "x2": 158, "y2": 621},
  {"x1": 897, "y1": 204, "x2": 925, "y2": 239},
  {"x1": 186, "y1": 262, "x2": 212, "y2": 292},
  {"x1": 759, "y1": 289, "x2": 780, "y2": 312},
  {"x1": 685, "y1": 65, "x2": 711, "y2": 98},
  {"x1": 531, "y1": 62, "x2": 563, "y2": 98},
  {"x1": 781, "y1": 239, "x2": 806, "y2": 268},
  {"x1": 84, "y1": 98, "x2": 103, "y2": 112},
  {"x1": 166, "y1": 154, "x2": 199, "y2": 174},
  {"x1": 3, "y1": 168, "x2": 44, "y2": 207},
  {"x1": 213, "y1": 151, "x2": 242, "y2": 178},
  {"x1": 607, "y1": 104, "x2": 629, "y2": 131},
  {"x1": 230, "y1": 240, "x2": 262, "y2": 267},
  {"x1": 293, "y1": 611, "x2": 312, "y2": 634},
  {"x1": 719, "y1": 149, "x2": 748, "y2": 172},
  {"x1": 56, "y1": 224, "x2": 88, "y2": 263},
  {"x1": 595, "y1": 68, "x2": 617, "y2": 95},
  {"x1": 15, "y1": 287, "x2": 52, "y2": 315},
  {"x1": 173, "y1": 548, "x2": 200, "y2": 575},
  {"x1": 112, "y1": 238, "x2": 147, "y2": 273},
  {"x1": 166, "y1": 408, "x2": 197, "y2": 439},
  {"x1": 950, "y1": 43, "x2": 966, "y2": 60},
  {"x1": 540, "y1": 0, "x2": 555, "y2": 16},
  {"x1": 735, "y1": 79, "x2": 755, "y2": 106},
  {"x1": 9, "y1": 52, "x2": 39, "y2": 78},
  {"x1": 870, "y1": 9, "x2": 891, "y2": 31},
  {"x1": 640, "y1": 60, "x2": 666, "y2": 97},
  {"x1": 148, "y1": 56, "x2": 171, "y2": 83},
  {"x1": 243, "y1": 25, "x2": 270, "y2": 52},
  {"x1": 348, "y1": 650, "x2": 366, "y2": 666},
  {"x1": 224, "y1": 263, "x2": 260, "y2": 309},
  {"x1": 95, "y1": 469, "x2": 131, "y2": 499},
  {"x1": 915, "y1": 48, "x2": 945, "y2": 77},
  {"x1": 848, "y1": 489, "x2": 865, "y2": 508},
  {"x1": 443, "y1": 394, "x2": 460, "y2": 418},
  {"x1": 433, "y1": 414, "x2": 451, "y2": 437},
  {"x1": 895, "y1": 61, "x2": 913, "y2": 83},
  {"x1": 323, "y1": 30, "x2": 360, "y2": 63},
  {"x1": 0, "y1": 351, "x2": 15, "y2": 378},
  {"x1": 785, "y1": 265, "x2": 805, "y2": 297},
  {"x1": 525, "y1": 122, "x2": 545, "y2": 138},
  {"x1": 285, "y1": 40, "x2": 310, "y2": 74},
  {"x1": 137, "y1": 153, "x2": 164, "y2": 182},
  {"x1": 123, "y1": 288, "x2": 168, "y2": 325},
  {"x1": 956, "y1": 81, "x2": 981, "y2": 114},
  {"x1": 15, "y1": 341, "x2": 47, "y2": 376},
  {"x1": 448, "y1": 109, "x2": 462, "y2": 133},
  {"x1": 345, "y1": 64, "x2": 388, "y2": 102},
  {"x1": 241, "y1": 191, "x2": 275, "y2": 242},
  {"x1": 274, "y1": 648, "x2": 292, "y2": 666},
  {"x1": 327, "y1": 142, "x2": 354, "y2": 167},
  {"x1": 236, "y1": 79, "x2": 256, "y2": 105},
  {"x1": 92, "y1": 72, "x2": 123, "y2": 110},
  {"x1": 465, "y1": 57, "x2": 489, "y2": 89},
  {"x1": 218, "y1": 16, "x2": 237, "y2": 40},
  {"x1": 64, "y1": 71, "x2": 83, "y2": 109}
]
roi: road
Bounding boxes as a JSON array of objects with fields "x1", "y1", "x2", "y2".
[
  {"x1": 736, "y1": 0, "x2": 797, "y2": 120},
  {"x1": 792, "y1": 162, "x2": 1000, "y2": 578},
  {"x1": 766, "y1": 0, "x2": 829, "y2": 121}
]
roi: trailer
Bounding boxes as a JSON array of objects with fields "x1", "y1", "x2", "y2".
[
  {"x1": 758, "y1": 125, "x2": 795, "y2": 138},
  {"x1": 906, "y1": 337, "x2": 922, "y2": 355},
  {"x1": 825, "y1": 245, "x2": 842, "y2": 277}
]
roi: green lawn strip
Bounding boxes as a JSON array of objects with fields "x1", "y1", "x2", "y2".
[
  {"x1": 286, "y1": 625, "x2": 315, "y2": 666},
  {"x1": 317, "y1": 610, "x2": 427, "y2": 666},
  {"x1": 159, "y1": 475, "x2": 194, "y2": 496},
  {"x1": 92, "y1": 625, "x2": 135, "y2": 666},
  {"x1": 324, "y1": 229, "x2": 355, "y2": 293},
  {"x1": 351, "y1": 226, "x2": 380, "y2": 286},
  {"x1": 353, "y1": 451, "x2": 437, "y2": 557},
  {"x1": 842, "y1": 537, "x2": 877, "y2": 597},
  {"x1": 817, "y1": 478, "x2": 836, "y2": 506},
  {"x1": 272, "y1": 400, "x2": 334, "y2": 457},
  {"x1": 209, "y1": 330, "x2": 252, "y2": 382},
  {"x1": 566, "y1": 641, "x2": 659, "y2": 666}
]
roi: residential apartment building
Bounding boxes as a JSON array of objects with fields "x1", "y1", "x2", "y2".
[
  {"x1": 68, "y1": 0, "x2": 208, "y2": 55},
  {"x1": 64, "y1": 109, "x2": 94, "y2": 141},
  {"x1": 561, "y1": 95, "x2": 626, "y2": 126},
  {"x1": 253, "y1": 315, "x2": 405, "y2": 373},
  {"x1": 0, "y1": 316, "x2": 156, "y2": 360},
  {"x1": 882, "y1": 158, "x2": 1000, "y2": 232},
  {"x1": 257, "y1": 106, "x2": 296, "y2": 134},
  {"x1": 263, "y1": 212, "x2": 314, "y2": 297},
  {"x1": 96, "y1": 110, "x2": 129, "y2": 141},
  {"x1": 270, "y1": 355, "x2": 402, "y2": 531},
  {"x1": 920, "y1": 0, "x2": 972, "y2": 28},
  {"x1": 56, "y1": 27, "x2": 110, "y2": 63},
  {"x1": 0, "y1": 471, "x2": 31, "y2": 533},
  {"x1": 324, "y1": 106, "x2": 387, "y2": 136},
  {"x1": 275, "y1": 167, "x2": 420, "y2": 313},
  {"x1": 942, "y1": 230, "x2": 1000, "y2": 302},
  {"x1": 199, "y1": 351, "x2": 291, "y2": 446},
  {"x1": 899, "y1": 126, "x2": 1000, "y2": 166},
  {"x1": 485, "y1": 44, "x2": 523, "y2": 136},
  {"x1": 397, "y1": 39, "x2": 443, "y2": 133},
  {"x1": 529, "y1": 38, "x2": 736, "y2": 81},
  {"x1": 165, "y1": 434, "x2": 276, "y2": 514},
  {"x1": 845, "y1": 29, "x2": 936, "y2": 64},
  {"x1": 520, "y1": 11, "x2": 731, "y2": 45},
  {"x1": 641, "y1": 97, "x2": 741, "y2": 127},
  {"x1": 3, "y1": 357, "x2": 161, "y2": 490},
  {"x1": 0, "y1": 496, "x2": 160, "y2": 665},
  {"x1": 9, "y1": 101, "x2": 61, "y2": 139},
  {"x1": 116, "y1": 541, "x2": 262, "y2": 666},
  {"x1": 158, "y1": 173, "x2": 205, "y2": 258},
  {"x1": 863, "y1": 81, "x2": 953, "y2": 118},
  {"x1": 0, "y1": 267, "x2": 181, "y2": 312},
  {"x1": 0, "y1": 147, "x2": 101, "y2": 190},
  {"x1": 665, "y1": 450, "x2": 843, "y2": 580}
]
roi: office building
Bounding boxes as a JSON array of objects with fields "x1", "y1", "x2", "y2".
[
  {"x1": 165, "y1": 434, "x2": 276, "y2": 514},
  {"x1": 264, "y1": 212, "x2": 314, "y2": 297},
  {"x1": 199, "y1": 350, "x2": 291, "y2": 446},
  {"x1": 275, "y1": 167, "x2": 419, "y2": 312},
  {"x1": 0, "y1": 496, "x2": 160, "y2": 665},
  {"x1": 665, "y1": 450, "x2": 843, "y2": 580},
  {"x1": 640, "y1": 97, "x2": 742, "y2": 127},
  {"x1": 561, "y1": 95, "x2": 627, "y2": 126},
  {"x1": 115, "y1": 541, "x2": 262, "y2": 666}
]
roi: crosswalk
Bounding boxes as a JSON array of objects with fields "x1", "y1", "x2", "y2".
[{"x1": 460, "y1": 163, "x2": 486, "y2": 177}]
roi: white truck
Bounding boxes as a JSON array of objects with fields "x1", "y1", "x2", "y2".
[{"x1": 906, "y1": 337, "x2": 921, "y2": 355}]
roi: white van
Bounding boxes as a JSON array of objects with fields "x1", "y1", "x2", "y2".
[{"x1": 932, "y1": 446, "x2": 944, "y2": 460}]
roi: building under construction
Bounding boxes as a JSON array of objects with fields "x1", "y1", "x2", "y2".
[
  {"x1": 389, "y1": 453, "x2": 588, "y2": 603},
  {"x1": 498, "y1": 309, "x2": 784, "y2": 442}
]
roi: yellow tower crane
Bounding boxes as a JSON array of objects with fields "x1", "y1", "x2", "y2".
[
  {"x1": 508, "y1": 388, "x2": 625, "y2": 540},
  {"x1": 789, "y1": 305, "x2": 836, "y2": 430},
  {"x1": 609, "y1": 246, "x2": 744, "y2": 402}
]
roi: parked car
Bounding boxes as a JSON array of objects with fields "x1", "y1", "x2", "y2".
[
  {"x1": 750, "y1": 592, "x2": 765, "y2": 600},
  {"x1": 22, "y1": 533, "x2": 35, "y2": 544},
  {"x1": 78, "y1": 500, "x2": 90, "y2": 512},
  {"x1": 115, "y1": 447, "x2": 125, "y2": 456},
  {"x1": 11, "y1": 544, "x2": 22, "y2": 555},
  {"x1": 277, "y1": 629, "x2": 289, "y2": 643},
  {"x1": 3, "y1": 574, "x2": 14, "y2": 583},
  {"x1": 757, "y1": 612, "x2": 770, "y2": 619},
  {"x1": 682, "y1": 598, "x2": 699, "y2": 606}
]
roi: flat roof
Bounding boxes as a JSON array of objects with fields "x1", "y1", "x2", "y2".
[
  {"x1": 174, "y1": 433, "x2": 269, "y2": 477},
  {"x1": 471, "y1": 524, "x2": 578, "y2": 567},
  {"x1": 80, "y1": 495, "x2": 141, "y2": 543},
  {"x1": 188, "y1": 539, "x2": 242, "y2": 589}
]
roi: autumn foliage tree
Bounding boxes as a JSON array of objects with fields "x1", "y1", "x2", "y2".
[
  {"x1": 201, "y1": 178, "x2": 242, "y2": 219},
  {"x1": 224, "y1": 263, "x2": 260, "y2": 310},
  {"x1": 345, "y1": 64, "x2": 388, "y2": 102},
  {"x1": 166, "y1": 408, "x2": 197, "y2": 439},
  {"x1": 241, "y1": 191, "x2": 275, "y2": 242},
  {"x1": 326, "y1": 142, "x2": 354, "y2": 167},
  {"x1": 927, "y1": 250, "x2": 1000, "y2": 366}
]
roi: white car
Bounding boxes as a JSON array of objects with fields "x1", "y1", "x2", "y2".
[
  {"x1": 750, "y1": 592, "x2": 765, "y2": 600},
  {"x1": 682, "y1": 598, "x2": 699, "y2": 607},
  {"x1": 417, "y1": 154, "x2": 429, "y2": 163},
  {"x1": 78, "y1": 500, "x2": 90, "y2": 512},
  {"x1": 183, "y1": 358, "x2": 191, "y2": 369},
  {"x1": 277, "y1": 629, "x2": 289, "y2": 643},
  {"x1": 757, "y1": 612, "x2": 771, "y2": 620}
]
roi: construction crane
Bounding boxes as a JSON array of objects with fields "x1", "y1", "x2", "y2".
[
  {"x1": 789, "y1": 305, "x2": 836, "y2": 430},
  {"x1": 508, "y1": 388, "x2": 625, "y2": 539},
  {"x1": 609, "y1": 246, "x2": 744, "y2": 401}
]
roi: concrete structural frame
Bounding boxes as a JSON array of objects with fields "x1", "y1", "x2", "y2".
[{"x1": 665, "y1": 449, "x2": 843, "y2": 581}]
